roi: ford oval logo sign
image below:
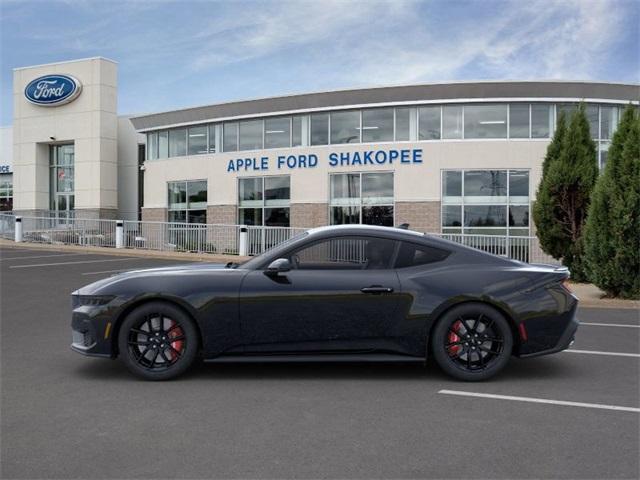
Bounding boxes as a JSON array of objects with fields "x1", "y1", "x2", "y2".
[{"x1": 24, "y1": 74, "x2": 82, "y2": 106}]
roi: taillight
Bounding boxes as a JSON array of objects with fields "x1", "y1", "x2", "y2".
[{"x1": 561, "y1": 278, "x2": 573, "y2": 294}]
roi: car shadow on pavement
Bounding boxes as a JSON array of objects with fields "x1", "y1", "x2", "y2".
[{"x1": 72, "y1": 355, "x2": 573, "y2": 383}]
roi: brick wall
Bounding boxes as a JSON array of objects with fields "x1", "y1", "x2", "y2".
[
  {"x1": 141, "y1": 208, "x2": 166, "y2": 223},
  {"x1": 207, "y1": 205, "x2": 236, "y2": 225},
  {"x1": 394, "y1": 201, "x2": 441, "y2": 234},
  {"x1": 290, "y1": 203, "x2": 328, "y2": 228}
]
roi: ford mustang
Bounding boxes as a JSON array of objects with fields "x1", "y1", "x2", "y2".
[{"x1": 71, "y1": 225, "x2": 579, "y2": 381}]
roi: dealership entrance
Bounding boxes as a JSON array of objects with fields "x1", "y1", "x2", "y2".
[{"x1": 49, "y1": 144, "x2": 75, "y2": 220}]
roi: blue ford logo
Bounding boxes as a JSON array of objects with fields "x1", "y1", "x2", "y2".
[{"x1": 24, "y1": 74, "x2": 82, "y2": 106}]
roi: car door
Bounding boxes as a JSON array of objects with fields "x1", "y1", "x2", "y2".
[{"x1": 238, "y1": 235, "x2": 403, "y2": 353}]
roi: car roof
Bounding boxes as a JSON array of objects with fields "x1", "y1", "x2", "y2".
[{"x1": 307, "y1": 224, "x2": 426, "y2": 238}]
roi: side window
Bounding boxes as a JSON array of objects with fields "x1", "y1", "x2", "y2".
[
  {"x1": 289, "y1": 236, "x2": 397, "y2": 270},
  {"x1": 395, "y1": 242, "x2": 450, "y2": 268}
]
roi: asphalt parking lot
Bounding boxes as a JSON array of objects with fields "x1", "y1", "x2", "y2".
[{"x1": 1, "y1": 245, "x2": 638, "y2": 479}]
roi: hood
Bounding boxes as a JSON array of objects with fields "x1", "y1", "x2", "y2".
[{"x1": 72, "y1": 262, "x2": 243, "y2": 295}]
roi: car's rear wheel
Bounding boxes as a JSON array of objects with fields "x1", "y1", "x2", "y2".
[
  {"x1": 430, "y1": 303, "x2": 513, "y2": 381},
  {"x1": 117, "y1": 301, "x2": 199, "y2": 381}
]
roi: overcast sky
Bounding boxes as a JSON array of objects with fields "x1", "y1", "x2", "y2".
[{"x1": 1, "y1": 0, "x2": 638, "y2": 125}]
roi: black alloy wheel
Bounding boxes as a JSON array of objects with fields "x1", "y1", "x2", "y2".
[
  {"x1": 431, "y1": 303, "x2": 513, "y2": 381},
  {"x1": 118, "y1": 301, "x2": 199, "y2": 380}
]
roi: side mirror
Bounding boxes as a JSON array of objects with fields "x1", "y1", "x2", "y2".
[{"x1": 265, "y1": 258, "x2": 291, "y2": 275}]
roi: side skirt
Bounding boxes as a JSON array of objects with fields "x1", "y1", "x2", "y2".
[{"x1": 204, "y1": 353, "x2": 426, "y2": 364}]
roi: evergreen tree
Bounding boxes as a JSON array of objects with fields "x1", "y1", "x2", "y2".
[
  {"x1": 584, "y1": 106, "x2": 640, "y2": 298},
  {"x1": 533, "y1": 104, "x2": 598, "y2": 281},
  {"x1": 533, "y1": 112, "x2": 567, "y2": 260}
]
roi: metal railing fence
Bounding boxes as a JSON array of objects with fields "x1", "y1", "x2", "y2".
[
  {"x1": 246, "y1": 225, "x2": 308, "y2": 256},
  {"x1": 432, "y1": 233, "x2": 560, "y2": 265},
  {"x1": 20, "y1": 216, "x2": 118, "y2": 247},
  {"x1": 1, "y1": 212, "x2": 562, "y2": 265},
  {"x1": 0, "y1": 213, "x2": 15, "y2": 240},
  {"x1": 122, "y1": 220, "x2": 241, "y2": 255}
]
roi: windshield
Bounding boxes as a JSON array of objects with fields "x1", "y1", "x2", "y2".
[{"x1": 240, "y1": 231, "x2": 309, "y2": 270}]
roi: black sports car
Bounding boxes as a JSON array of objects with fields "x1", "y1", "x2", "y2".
[{"x1": 71, "y1": 225, "x2": 579, "y2": 381}]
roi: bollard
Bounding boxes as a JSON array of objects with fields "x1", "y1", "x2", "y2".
[
  {"x1": 116, "y1": 220, "x2": 124, "y2": 248},
  {"x1": 14, "y1": 216, "x2": 23, "y2": 243},
  {"x1": 239, "y1": 225, "x2": 248, "y2": 256}
]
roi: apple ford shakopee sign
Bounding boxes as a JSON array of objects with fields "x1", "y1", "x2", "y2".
[{"x1": 24, "y1": 74, "x2": 82, "y2": 106}]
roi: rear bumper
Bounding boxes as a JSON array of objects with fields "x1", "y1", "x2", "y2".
[{"x1": 518, "y1": 313, "x2": 579, "y2": 358}]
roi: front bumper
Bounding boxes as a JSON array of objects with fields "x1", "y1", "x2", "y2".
[{"x1": 70, "y1": 304, "x2": 118, "y2": 358}]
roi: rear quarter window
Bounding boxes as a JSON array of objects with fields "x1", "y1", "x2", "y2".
[{"x1": 395, "y1": 241, "x2": 450, "y2": 268}]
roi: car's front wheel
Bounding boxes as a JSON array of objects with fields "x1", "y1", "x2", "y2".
[
  {"x1": 430, "y1": 303, "x2": 513, "y2": 381},
  {"x1": 117, "y1": 301, "x2": 199, "y2": 380}
]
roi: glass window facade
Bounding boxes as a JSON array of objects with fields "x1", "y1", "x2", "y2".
[
  {"x1": 310, "y1": 113, "x2": 329, "y2": 145},
  {"x1": 292, "y1": 116, "x2": 303, "y2": 147},
  {"x1": 168, "y1": 128, "x2": 187, "y2": 157},
  {"x1": 509, "y1": 104, "x2": 529, "y2": 138},
  {"x1": 0, "y1": 173, "x2": 13, "y2": 211},
  {"x1": 239, "y1": 120, "x2": 263, "y2": 151},
  {"x1": 238, "y1": 176, "x2": 290, "y2": 227},
  {"x1": 223, "y1": 122, "x2": 238, "y2": 152},
  {"x1": 442, "y1": 106, "x2": 463, "y2": 139},
  {"x1": 419, "y1": 106, "x2": 441, "y2": 140},
  {"x1": 142, "y1": 103, "x2": 624, "y2": 167},
  {"x1": 362, "y1": 108, "x2": 394, "y2": 143},
  {"x1": 530, "y1": 104, "x2": 552, "y2": 138},
  {"x1": 330, "y1": 110, "x2": 360, "y2": 144},
  {"x1": 168, "y1": 180, "x2": 207, "y2": 223},
  {"x1": 330, "y1": 172, "x2": 394, "y2": 227},
  {"x1": 158, "y1": 131, "x2": 168, "y2": 159},
  {"x1": 395, "y1": 107, "x2": 411, "y2": 141},
  {"x1": 464, "y1": 104, "x2": 507, "y2": 139},
  {"x1": 265, "y1": 117, "x2": 291, "y2": 149},
  {"x1": 187, "y1": 126, "x2": 208, "y2": 156},
  {"x1": 442, "y1": 169, "x2": 529, "y2": 236},
  {"x1": 49, "y1": 144, "x2": 75, "y2": 219}
]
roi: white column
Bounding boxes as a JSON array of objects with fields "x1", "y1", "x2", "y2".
[
  {"x1": 14, "y1": 216, "x2": 23, "y2": 243},
  {"x1": 239, "y1": 225, "x2": 248, "y2": 256},
  {"x1": 115, "y1": 220, "x2": 124, "y2": 248}
]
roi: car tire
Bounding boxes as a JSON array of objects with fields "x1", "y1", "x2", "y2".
[
  {"x1": 430, "y1": 303, "x2": 513, "y2": 381},
  {"x1": 117, "y1": 301, "x2": 199, "y2": 381}
]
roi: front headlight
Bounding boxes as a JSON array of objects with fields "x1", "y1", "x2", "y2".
[{"x1": 72, "y1": 295, "x2": 115, "y2": 308}]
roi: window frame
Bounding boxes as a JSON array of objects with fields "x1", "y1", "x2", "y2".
[
  {"x1": 440, "y1": 169, "x2": 531, "y2": 237},
  {"x1": 238, "y1": 175, "x2": 291, "y2": 227},
  {"x1": 329, "y1": 171, "x2": 395, "y2": 227},
  {"x1": 167, "y1": 179, "x2": 208, "y2": 224},
  {"x1": 285, "y1": 235, "x2": 400, "y2": 271}
]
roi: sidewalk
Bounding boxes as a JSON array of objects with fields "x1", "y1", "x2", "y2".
[
  {"x1": 0, "y1": 238, "x2": 249, "y2": 264},
  {"x1": 568, "y1": 282, "x2": 640, "y2": 310}
]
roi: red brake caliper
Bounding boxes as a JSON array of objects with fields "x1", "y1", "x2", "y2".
[
  {"x1": 447, "y1": 320, "x2": 463, "y2": 356},
  {"x1": 167, "y1": 320, "x2": 184, "y2": 362}
]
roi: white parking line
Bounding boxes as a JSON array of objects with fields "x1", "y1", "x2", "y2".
[
  {"x1": 82, "y1": 268, "x2": 137, "y2": 275},
  {"x1": 1, "y1": 253, "x2": 87, "y2": 261},
  {"x1": 10, "y1": 258, "x2": 143, "y2": 269},
  {"x1": 438, "y1": 390, "x2": 640, "y2": 413},
  {"x1": 564, "y1": 349, "x2": 640, "y2": 358},
  {"x1": 581, "y1": 322, "x2": 640, "y2": 328}
]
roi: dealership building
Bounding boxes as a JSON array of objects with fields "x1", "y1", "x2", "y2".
[{"x1": 6, "y1": 57, "x2": 638, "y2": 238}]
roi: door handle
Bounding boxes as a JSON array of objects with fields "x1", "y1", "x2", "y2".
[{"x1": 361, "y1": 286, "x2": 394, "y2": 294}]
